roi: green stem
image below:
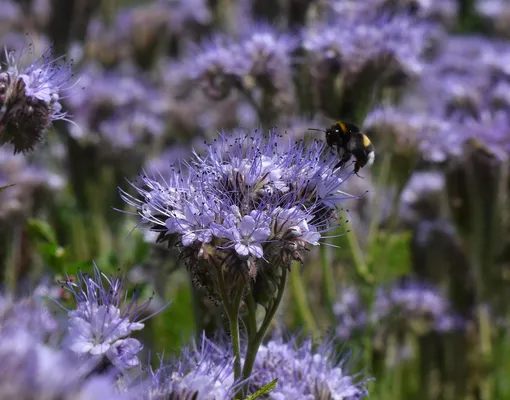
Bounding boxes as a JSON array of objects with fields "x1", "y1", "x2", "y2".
[
  {"x1": 230, "y1": 284, "x2": 245, "y2": 386},
  {"x1": 367, "y1": 152, "x2": 392, "y2": 247},
  {"x1": 346, "y1": 228, "x2": 374, "y2": 285},
  {"x1": 216, "y1": 268, "x2": 245, "y2": 387},
  {"x1": 244, "y1": 294, "x2": 258, "y2": 338},
  {"x1": 320, "y1": 244, "x2": 336, "y2": 323},
  {"x1": 290, "y1": 264, "x2": 320, "y2": 339},
  {"x1": 241, "y1": 268, "x2": 288, "y2": 393},
  {"x1": 478, "y1": 304, "x2": 493, "y2": 400}
]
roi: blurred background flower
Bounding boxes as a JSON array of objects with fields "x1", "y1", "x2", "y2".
[{"x1": 2, "y1": 0, "x2": 510, "y2": 399}]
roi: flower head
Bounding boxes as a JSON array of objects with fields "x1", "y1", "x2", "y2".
[
  {"x1": 148, "y1": 333, "x2": 238, "y2": 400},
  {"x1": 66, "y1": 63, "x2": 169, "y2": 154},
  {"x1": 0, "y1": 146, "x2": 65, "y2": 222},
  {"x1": 122, "y1": 127, "x2": 355, "y2": 306},
  {"x1": 0, "y1": 45, "x2": 73, "y2": 153},
  {"x1": 0, "y1": 295, "x2": 58, "y2": 340},
  {"x1": 250, "y1": 336, "x2": 370, "y2": 399},
  {"x1": 0, "y1": 329, "x2": 130, "y2": 400},
  {"x1": 182, "y1": 24, "x2": 296, "y2": 103},
  {"x1": 302, "y1": 13, "x2": 433, "y2": 83},
  {"x1": 333, "y1": 278, "x2": 465, "y2": 341},
  {"x1": 60, "y1": 265, "x2": 159, "y2": 371}
]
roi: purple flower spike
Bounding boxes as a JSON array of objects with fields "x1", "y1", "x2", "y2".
[
  {"x1": 0, "y1": 45, "x2": 74, "y2": 153},
  {"x1": 60, "y1": 265, "x2": 162, "y2": 371}
]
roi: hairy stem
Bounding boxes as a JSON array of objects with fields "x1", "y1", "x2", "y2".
[
  {"x1": 320, "y1": 244, "x2": 336, "y2": 323},
  {"x1": 241, "y1": 268, "x2": 288, "y2": 393},
  {"x1": 290, "y1": 264, "x2": 319, "y2": 339},
  {"x1": 216, "y1": 269, "x2": 245, "y2": 388}
]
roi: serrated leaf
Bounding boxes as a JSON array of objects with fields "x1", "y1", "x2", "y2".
[
  {"x1": 0, "y1": 183, "x2": 15, "y2": 193},
  {"x1": 27, "y1": 218, "x2": 58, "y2": 245},
  {"x1": 244, "y1": 379, "x2": 278, "y2": 400}
]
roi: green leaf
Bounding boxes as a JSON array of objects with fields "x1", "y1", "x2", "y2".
[
  {"x1": 26, "y1": 218, "x2": 58, "y2": 245},
  {"x1": 244, "y1": 379, "x2": 278, "y2": 400},
  {"x1": 0, "y1": 183, "x2": 15, "y2": 193}
]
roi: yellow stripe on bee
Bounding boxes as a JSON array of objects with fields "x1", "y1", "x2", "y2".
[
  {"x1": 362, "y1": 134, "x2": 371, "y2": 147},
  {"x1": 337, "y1": 122, "x2": 347, "y2": 133}
]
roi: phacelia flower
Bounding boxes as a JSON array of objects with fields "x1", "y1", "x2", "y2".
[
  {"x1": 0, "y1": 46, "x2": 73, "y2": 153},
  {"x1": 66, "y1": 63, "x2": 169, "y2": 156},
  {"x1": 302, "y1": 13, "x2": 433, "y2": 83},
  {"x1": 333, "y1": 278, "x2": 464, "y2": 341},
  {"x1": 323, "y1": 0, "x2": 458, "y2": 26},
  {"x1": 475, "y1": 0, "x2": 510, "y2": 38},
  {"x1": 0, "y1": 146, "x2": 65, "y2": 222},
  {"x1": 0, "y1": 329, "x2": 130, "y2": 400},
  {"x1": 85, "y1": 0, "x2": 211, "y2": 67},
  {"x1": 60, "y1": 265, "x2": 161, "y2": 372},
  {"x1": 148, "y1": 334, "x2": 238, "y2": 400},
  {"x1": 0, "y1": 295, "x2": 58, "y2": 340},
  {"x1": 250, "y1": 337, "x2": 370, "y2": 399},
  {"x1": 121, "y1": 127, "x2": 356, "y2": 307},
  {"x1": 182, "y1": 24, "x2": 296, "y2": 104}
]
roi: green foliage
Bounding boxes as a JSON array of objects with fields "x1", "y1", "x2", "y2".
[
  {"x1": 244, "y1": 379, "x2": 278, "y2": 400},
  {"x1": 151, "y1": 278, "x2": 195, "y2": 356},
  {"x1": 367, "y1": 231, "x2": 412, "y2": 281}
]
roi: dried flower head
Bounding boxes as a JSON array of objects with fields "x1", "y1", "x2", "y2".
[
  {"x1": 121, "y1": 127, "x2": 356, "y2": 308},
  {"x1": 0, "y1": 45, "x2": 73, "y2": 153}
]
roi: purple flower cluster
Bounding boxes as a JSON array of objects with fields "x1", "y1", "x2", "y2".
[
  {"x1": 147, "y1": 334, "x2": 370, "y2": 400},
  {"x1": 323, "y1": 0, "x2": 458, "y2": 25},
  {"x1": 250, "y1": 337, "x2": 369, "y2": 399},
  {"x1": 85, "y1": 0, "x2": 211, "y2": 66},
  {"x1": 148, "y1": 334, "x2": 238, "y2": 399},
  {"x1": 0, "y1": 46, "x2": 73, "y2": 153},
  {"x1": 122, "y1": 127, "x2": 355, "y2": 304},
  {"x1": 334, "y1": 280, "x2": 464, "y2": 342},
  {"x1": 475, "y1": 0, "x2": 510, "y2": 37},
  {"x1": 0, "y1": 289, "x2": 130, "y2": 400},
  {"x1": 60, "y1": 265, "x2": 158, "y2": 372},
  {"x1": 66, "y1": 63, "x2": 169, "y2": 153},
  {"x1": 0, "y1": 146, "x2": 65, "y2": 222},
  {"x1": 302, "y1": 13, "x2": 433, "y2": 81},
  {"x1": 364, "y1": 36, "x2": 510, "y2": 162},
  {"x1": 182, "y1": 25, "x2": 296, "y2": 101}
]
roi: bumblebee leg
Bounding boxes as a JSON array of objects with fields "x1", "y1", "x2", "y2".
[
  {"x1": 333, "y1": 160, "x2": 345, "y2": 170},
  {"x1": 353, "y1": 162, "x2": 364, "y2": 179},
  {"x1": 334, "y1": 149, "x2": 351, "y2": 170}
]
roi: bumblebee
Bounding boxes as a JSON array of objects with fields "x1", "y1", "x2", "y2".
[{"x1": 310, "y1": 121, "x2": 375, "y2": 175}]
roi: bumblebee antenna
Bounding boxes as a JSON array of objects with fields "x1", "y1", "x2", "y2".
[{"x1": 308, "y1": 128, "x2": 326, "y2": 133}]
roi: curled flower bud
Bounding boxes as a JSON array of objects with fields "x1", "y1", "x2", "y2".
[{"x1": 0, "y1": 46, "x2": 73, "y2": 153}]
